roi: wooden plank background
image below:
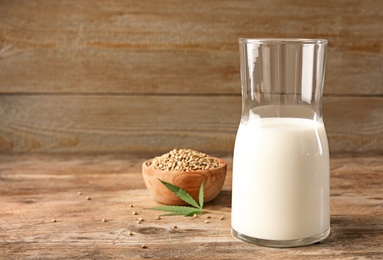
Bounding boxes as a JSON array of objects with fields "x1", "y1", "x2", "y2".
[{"x1": 0, "y1": 0, "x2": 382, "y2": 154}]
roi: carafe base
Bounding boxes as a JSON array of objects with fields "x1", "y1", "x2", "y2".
[{"x1": 232, "y1": 228, "x2": 330, "y2": 248}]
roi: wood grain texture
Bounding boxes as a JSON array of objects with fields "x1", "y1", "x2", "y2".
[
  {"x1": 0, "y1": 0, "x2": 382, "y2": 95},
  {"x1": 0, "y1": 153, "x2": 382, "y2": 259},
  {"x1": 0, "y1": 95, "x2": 382, "y2": 154},
  {"x1": 0, "y1": 0, "x2": 382, "y2": 154},
  {"x1": 0, "y1": 95, "x2": 241, "y2": 154}
]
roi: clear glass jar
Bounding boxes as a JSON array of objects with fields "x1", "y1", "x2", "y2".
[{"x1": 231, "y1": 39, "x2": 330, "y2": 247}]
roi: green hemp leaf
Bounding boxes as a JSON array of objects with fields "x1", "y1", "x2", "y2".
[{"x1": 147, "y1": 179, "x2": 205, "y2": 217}]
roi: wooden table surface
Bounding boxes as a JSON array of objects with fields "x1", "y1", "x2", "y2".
[{"x1": 0, "y1": 153, "x2": 382, "y2": 259}]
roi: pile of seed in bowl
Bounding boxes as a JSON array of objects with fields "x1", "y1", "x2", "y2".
[{"x1": 146, "y1": 148, "x2": 223, "y2": 172}]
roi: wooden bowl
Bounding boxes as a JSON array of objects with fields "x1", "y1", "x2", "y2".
[{"x1": 142, "y1": 158, "x2": 227, "y2": 205}]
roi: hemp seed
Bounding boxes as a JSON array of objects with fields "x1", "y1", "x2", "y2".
[{"x1": 146, "y1": 149, "x2": 222, "y2": 172}]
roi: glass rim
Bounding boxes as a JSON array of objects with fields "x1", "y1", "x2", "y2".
[{"x1": 238, "y1": 38, "x2": 327, "y2": 45}]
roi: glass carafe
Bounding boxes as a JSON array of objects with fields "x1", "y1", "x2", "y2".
[{"x1": 231, "y1": 39, "x2": 330, "y2": 247}]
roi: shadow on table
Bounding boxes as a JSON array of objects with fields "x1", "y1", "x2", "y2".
[
  {"x1": 320, "y1": 214, "x2": 382, "y2": 249},
  {"x1": 206, "y1": 190, "x2": 232, "y2": 209}
]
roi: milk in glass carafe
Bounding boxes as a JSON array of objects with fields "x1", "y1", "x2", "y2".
[{"x1": 231, "y1": 39, "x2": 330, "y2": 247}]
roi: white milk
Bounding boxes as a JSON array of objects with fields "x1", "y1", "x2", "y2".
[{"x1": 232, "y1": 117, "x2": 330, "y2": 241}]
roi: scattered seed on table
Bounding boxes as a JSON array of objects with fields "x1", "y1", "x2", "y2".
[
  {"x1": 102, "y1": 219, "x2": 107, "y2": 222},
  {"x1": 129, "y1": 204, "x2": 134, "y2": 208},
  {"x1": 141, "y1": 245, "x2": 147, "y2": 249},
  {"x1": 173, "y1": 225, "x2": 178, "y2": 229},
  {"x1": 128, "y1": 230, "x2": 133, "y2": 236},
  {"x1": 86, "y1": 197, "x2": 91, "y2": 200},
  {"x1": 204, "y1": 220, "x2": 210, "y2": 224},
  {"x1": 137, "y1": 220, "x2": 142, "y2": 224},
  {"x1": 51, "y1": 219, "x2": 56, "y2": 223},
  {"x1": 206, "y1": 215, "x2": 211, "y2": 219},
  {"x1": 193, "y1": 214, "x2": 198, "y2": 219},
  {"x1": 77, "y1": 192, "x2": 82, "y2": 195},
  {"x1": 132, "y1": 211, "x2": 138, "y2": 215},
  {"x1": 155, "y1": 216, "x2": 161, "y2": 220}
]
